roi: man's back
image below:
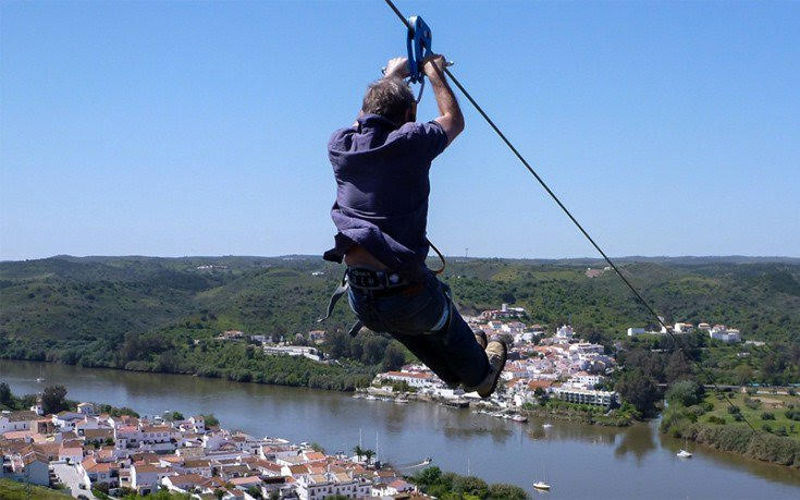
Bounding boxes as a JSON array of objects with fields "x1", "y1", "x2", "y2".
[{"x1": 325, "y1": 113, "x2": 447, "y2": 275}]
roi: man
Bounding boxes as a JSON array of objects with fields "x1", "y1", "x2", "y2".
[{"x1": 323, "y1": 54, "x2": 506, "y2": 398}]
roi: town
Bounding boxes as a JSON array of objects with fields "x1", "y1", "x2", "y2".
[
  {"x1": 2, "y1": 402, "x2": 420, "y2": 499},
  {"x1": 365, "y1": 305, "x2": 746, "y2": 414}
]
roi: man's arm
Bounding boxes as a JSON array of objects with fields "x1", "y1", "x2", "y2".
[{"x1": 424, "y1": 54, "x2": 464, "y2": 144}]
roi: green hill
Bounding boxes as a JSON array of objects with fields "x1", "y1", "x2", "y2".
[{"x1": 1, "y1": 255, "x2": 798, "y2": 388}]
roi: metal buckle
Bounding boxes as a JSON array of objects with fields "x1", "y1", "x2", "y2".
[{"x1": 347, "y1": 268, "x2": 386, "y2": 290}]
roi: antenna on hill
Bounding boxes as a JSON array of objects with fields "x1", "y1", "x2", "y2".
[{"x1": 465, "y1": 248, "x2": 469, "y2": 258}]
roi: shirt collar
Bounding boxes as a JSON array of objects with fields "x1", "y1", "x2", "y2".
[{"x1": 357, "y1": 113, "x2": 398, "y2": 130}]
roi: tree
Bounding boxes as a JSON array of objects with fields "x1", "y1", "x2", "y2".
[
  {"x1": 362, "y1": 448, "x2": 375, "y2": 465},
  {"x1": 353, "y1": 445, "x2": 364, "y2": 462},
  {"x1": 488, "y1": 483, "x2": 529, "y2": 499},
  {"x1": 453, "y1": 475, "x2": 489, "y2": 498},
  {"x1": 41, "y1": 384, "x2": 69, "y2": 414},
  {"x1": 202, "y1": 414, "x2": 220, "y2": 428},
  {"x1": 615, "y1": 369, "x2": 659, "y2": 416},
  {"x1": 665, "y1": 351, "x2": 692, "y2": 383},
  {"x1": 0, "y1": 381, "x2": 13, "y2": 408},
  {"x1": 665, "y1": 379, "x2": 704, "y2": 407},
  {"x1": 382, "y1": 343, "x2": 406, "y2": 372}
]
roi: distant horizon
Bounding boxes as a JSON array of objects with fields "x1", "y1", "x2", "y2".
[{"x1": 2, "y1": 253, "x2": 799, "y2": 264}]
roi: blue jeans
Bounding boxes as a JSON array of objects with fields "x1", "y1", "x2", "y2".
[{"x1": 347, "y1": 270, "x2": 489, "y2": 388}]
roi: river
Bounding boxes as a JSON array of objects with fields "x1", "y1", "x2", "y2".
[{"x1": 2, "y1": 360, "x2": 798, "y2": 499}]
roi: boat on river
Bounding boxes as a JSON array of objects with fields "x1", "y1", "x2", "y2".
[
  {"x1": 512, "y1": 414, "x2": 528, "y2": 422},
  {"x1": 677, "y1": 449, "x2": 693, "y2": 458},
  {"x1": 533, "y1": 480, "x2": 551, "y2": 490}
]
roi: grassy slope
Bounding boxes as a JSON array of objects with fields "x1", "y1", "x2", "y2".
[
  {"x1": 0, "y1": 256, "x2": 798, "y2": 382},
  {"x1": 701, "y1": 391, "x2": 800, "y2": 440},
  {"x1": 0, "y1": 479, "x2": 70, "y2": 500}
]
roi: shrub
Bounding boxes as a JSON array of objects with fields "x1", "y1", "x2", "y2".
[
  {"x1": 708, "y1": 415, "x2": 726, "y2": 425},
  {"x1": 762, "y1": 423, "x2": 773, "y2": 433},
  {"x1": 761, "y1": 412, "x2": 775, "y2": 420},
  {"x1": 727, "y1": 405, "x2": 741, "y2": 414},
  {"x1": 743, "y1": 397, "x2": 761, "y2": 410}
]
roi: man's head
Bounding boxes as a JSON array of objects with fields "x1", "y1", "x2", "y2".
[{"x1": 361, "y1": 77, "x2": 416, "y2": 127}]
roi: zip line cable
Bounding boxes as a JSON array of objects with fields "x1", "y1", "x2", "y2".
[{"x1": 381, "y1": 0, "x2": 758, "y2": 432}]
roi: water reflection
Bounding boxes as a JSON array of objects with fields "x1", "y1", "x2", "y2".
[
  {"x1": 614, "y1": 423, "x2": 657, "y2": 463},
  {"x1": 3, "y1": 360, "x2": 800, "y2": 498}
]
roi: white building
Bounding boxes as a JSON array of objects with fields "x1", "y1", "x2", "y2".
[
  {"x1": 378, "y1": 371, "x2": 435, "y2": 389},
  {"x1": 77, "y1": 402, "x2": 97, "y2": 416},
  {"x1": 555, "y1": 325, "x2": 574, "y2": 340},
  {"x1": 709, "y1": 326, "x2": 741, "y2": 343},
  {"x1": 296, "y1": 472, "x2": 371, "y2": 500},
  {"x1": 0, "y1": 410, "x2": 38, "y2": 434},
  {"x1": 131, "y1": 464, "x2": 172, "y2": 495},
  {"x1": 1, "y1": 451, "x2": 50, "y2": 486},
  {"x1": 552, "y1": 387, "x2": 618, "y2": 408},
  {"x1": 627, "y1": 327, "x2": 645, "y2": 337}
]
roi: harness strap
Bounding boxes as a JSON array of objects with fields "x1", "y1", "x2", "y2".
[
  {"x1": 427, "y1": 238, "x2": 446, "y2": 275},
  {"x1": 317, "y1": 271, "x2": 348, "y2": 323},
  {"x1": 317, "y1": 271, "x2": 365, "y2": 338}
]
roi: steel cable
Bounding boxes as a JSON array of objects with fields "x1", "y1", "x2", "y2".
[{"x1": 381, "y1": 0, "x2": 758, "y2": 432}]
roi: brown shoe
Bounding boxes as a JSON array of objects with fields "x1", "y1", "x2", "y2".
[
  {"x1": 473, "y1": 329, "x2": 487, "y2": 349},
  {"x1": 476, "y1": 340, "x2": 508, "y2": 399}
]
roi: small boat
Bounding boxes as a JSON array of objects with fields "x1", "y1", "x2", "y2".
[
  {"x1": 542, "y1": 423, "x2": 553, "y2": 429},
  {"x1": 395, "y1": 398, "x2": 409, "y2": 404},
  {"x1": 512, "y1": 414, "x2": 528, "y2": 423},
  {"x1": 533, "y1": 480, "x2": 551, "y2": 490},
  {"x1": 36, "y1": 377, "x2": 45, "y2": 383},
  {"x1": 677, "y1": 449, "x2": 692, "y2": 458}
]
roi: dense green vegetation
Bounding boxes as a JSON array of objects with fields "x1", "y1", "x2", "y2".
[
  {"x1": 661, "y1": 389, "x2": 800, "y2": 466},
  {"x1": 0, "y1": 479, "x2": 70, "y2": 500},
  {"x1": 410, "y1": 466, "x2": 528, "y2": 499},
  {"x1": 1, "y1": 256, "x2": 798, "y2": 392}
]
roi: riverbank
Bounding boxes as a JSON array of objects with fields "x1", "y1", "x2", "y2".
[
  {"x1": 4, "y1": 359, "x2": 800, "y2": 498},
  {"x1": 360, "y1": 386, "x2": 635, "y2": 427},
  {"x1": 0, "y1": 347, "x2": 376, "y2": 392},
  {"x1": 661, "y1": 391, "x2": 800, "y2": 467}
]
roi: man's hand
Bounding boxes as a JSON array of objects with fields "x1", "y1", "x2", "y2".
[
  {"x1": 422, "y1": 54, "x2": 447, "y2": 79},
  {"x1": 384, "y1": 57, "x2": 410, "y2": 79}
]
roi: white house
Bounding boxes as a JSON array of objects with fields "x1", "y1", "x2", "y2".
[
  {"x1": 77, "y1": 402, "x2": 97, "y2": 416},
  {"x1": 296, "y1": 472, "x2": 371, "y2": 500},
  {"x1": 555, "y1": 325, "x2": 574, "y2": 340},
  {"x1": 0, "y1": 410, "x2": 38, "y2": 434},
  {"x1": 58, "y1": 446, "x2": 84, "y2": 464},
  {"x1": 552, "y1": 387, "x2": 618, "y2": 408},
  {"x1": 710, "y1": 326, "x2": 741, "y2": 343},
  {"x1": 3, "y1": 451, "x2": 50, "y2": 486},
  {"x1": 626, "y1": 327, "x2": 645, "y2": 337},
  {"x1": 378, "y1": 371, "x2": 435, "y2": 389},
  {"x1": 131, "y1": 464, "x2": 172, "y2": 495}
]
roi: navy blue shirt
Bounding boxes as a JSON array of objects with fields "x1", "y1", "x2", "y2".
[{"x1": 324, "y1": 113, "x2": 449, "y2": 278}]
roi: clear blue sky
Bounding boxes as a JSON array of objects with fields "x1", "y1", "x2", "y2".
[{"x1": 2, "y1": 0, "x2": 798, "y2": 260}]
